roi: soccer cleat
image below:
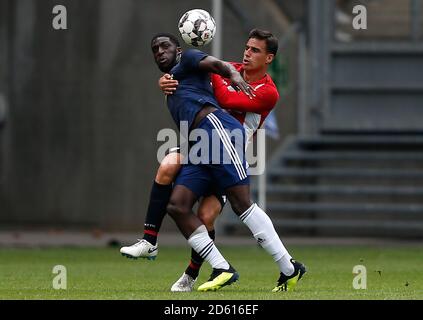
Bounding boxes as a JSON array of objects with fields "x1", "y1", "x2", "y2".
[
  {"x1": 272, "y1": 259, "x2": 307, "y2": 292},
  {"x1": 197, "y1": 265, "x2": 239, "y2": 292},
  {"x1": 171, "y1": 273, "x2": 197, "y2": 292},
  {"x1": 120, "y1": 239, "x2": 158, "y2": 260}
]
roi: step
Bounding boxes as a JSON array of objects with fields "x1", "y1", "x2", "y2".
[
  {"x1": 331, "y1": 84, "x2": 423, "y2": 93},
  {"x1": 264, "y1": 185, "x2": 423, "y2": 197},
  {"x1": 223, "y1": 218, "x2": 423, "y2": 231},
  {"x1": 295, "y1": 135, "x2": 423, "y2": 149},
  {"x1": 282, "y1": 151, "x2": 423, "y2": 162},
  {"x1": 269, "y1": 219, "x2": 423, "y2": 230},
  {"x1": 266, "y1": 168, "x2": 423, "y2": 179},
  {"x1": 332, "y1": 42, "x2": 423, "y2": 54},
  {"x1": 266, "y1": 202, "x2": 423, "y2": 214},
  {"x1": 320, "y1": 129, "x2": 423, "y2": 135}
]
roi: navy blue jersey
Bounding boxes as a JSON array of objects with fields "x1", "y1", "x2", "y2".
[{"x1": 167, "y1": 49, "x2": 221, "y2": 131}]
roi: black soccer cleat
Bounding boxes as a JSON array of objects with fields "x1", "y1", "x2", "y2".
[
  {"x1": 197, "y1": 265, "x2": 239, "y2": 292},
  {"x1": 272, "y1": 259, "x2": 307, "y2": 292}
]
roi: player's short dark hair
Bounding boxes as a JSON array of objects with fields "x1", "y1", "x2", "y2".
[
  {"x1": 151, "y1": 33, "x2": 180, "y2": 47},
  {"x1": 248, "y1": 29, "x2": 278, "y2": 55}
]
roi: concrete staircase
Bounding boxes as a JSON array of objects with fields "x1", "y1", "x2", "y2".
[{"x1": 260, "y1": 134, "x2": 423, "y2": 238}]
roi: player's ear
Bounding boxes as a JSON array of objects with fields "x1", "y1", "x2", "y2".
[
  {"x1": 266, "y1": 53, "x2": 275, "y2": 65},
  {"x1": 176, "y1": 47, "x2": 182, "y2": 63}
]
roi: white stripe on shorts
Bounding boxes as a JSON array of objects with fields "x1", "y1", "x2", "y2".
[
  {"x1": 208, "y1": 113, "x2": 247, "y2": 179},
  {"x1": 207, "y1": 116, "x2": 244, "y2": 180},
  {"x1": 207, "y1": 113, "x2": 247, "y2": 180}
]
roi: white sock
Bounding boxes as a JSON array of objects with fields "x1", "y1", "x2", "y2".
[
  {"x1": 277, "y1": 254, "x2": 295, "y2": 276},
  {"x1": 240, "y1": 203, "x2": 294, "y2": 276},
  {"x1": 188, "y1": 225, "x2": 230, "y2": 270}
]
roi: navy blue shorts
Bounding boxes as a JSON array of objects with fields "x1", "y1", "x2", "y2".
[{"x1": 174, "y1": 109, "x2": 249, "y2": 198}]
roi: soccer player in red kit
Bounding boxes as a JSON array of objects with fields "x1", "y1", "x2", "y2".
[
  {"x1": 121, "y1": 29, "x2": 306, "y2": 292},
  {"x1": 211, "y1": 63, "x2": 277, "y2": 142}
]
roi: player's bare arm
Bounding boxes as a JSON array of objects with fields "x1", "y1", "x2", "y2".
[{"x1": 198, "y1": 56, "x2": 255, "y2": 98}]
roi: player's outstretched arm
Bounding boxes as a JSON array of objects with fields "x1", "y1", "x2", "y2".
[{"x1": 199, "y1": 56, "x2": 254, "y2": 99}]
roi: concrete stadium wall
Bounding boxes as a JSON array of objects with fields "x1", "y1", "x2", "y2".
[{"x1": 0, "y1": 0, "x2": 296, "y2": 231}]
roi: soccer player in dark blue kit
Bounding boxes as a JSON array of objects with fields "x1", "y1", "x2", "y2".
[{"x1": 140, "y1": 33, "x2": 305, "y2": 292}]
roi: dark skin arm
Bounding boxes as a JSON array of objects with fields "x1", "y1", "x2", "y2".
[
  {"x1": 157, "y1": 56, "x2": 255, "y2": 97},
  {"x1": 198, "y1": 56, "x2": 255, "y2": 99}
]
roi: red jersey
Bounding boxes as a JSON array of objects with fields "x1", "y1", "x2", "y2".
[{"x1": 211, "y1": 62, "x2": 279, "y2": 144}]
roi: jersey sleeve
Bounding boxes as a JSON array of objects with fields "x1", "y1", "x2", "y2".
[
  {"x1": 212, "y1": 75, "x2": 280, "y2": 113},
  {"x1": 180, "y1": 49, "x2": 209, "y2": 72}
]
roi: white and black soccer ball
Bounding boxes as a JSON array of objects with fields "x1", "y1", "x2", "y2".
[{"x1": 178, "y1": 9, "x2": 216, "y2": 47}]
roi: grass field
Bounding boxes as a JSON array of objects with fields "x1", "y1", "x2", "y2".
[{"x1": 0, "y1": 245, "x2": 422, "y2": 300}]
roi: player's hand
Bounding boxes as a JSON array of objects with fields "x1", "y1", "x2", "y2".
[
  {"x1": 158, "y1": 74, "x2": 179, "y2": 95},
  {"x1": 229, "y1": 71, "x2": 255, "y2": 99}
]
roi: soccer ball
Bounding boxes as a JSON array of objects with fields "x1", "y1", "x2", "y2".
[{"x1": 178, "y1": 9, "x2": 216, "y2": 47}]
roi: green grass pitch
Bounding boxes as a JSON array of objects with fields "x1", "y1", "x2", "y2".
[{"x1": 0, "y1": 245, "x2": 422, "y2": 300}]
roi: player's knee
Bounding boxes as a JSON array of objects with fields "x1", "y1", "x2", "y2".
[
  {"x1": 166, "y1": 202, "x2": 189, "y2": 219},
  {"x1": 166, "y1": 203, "x2": 180, "y2": 218},
  {"x1": 198, "y1": 209, "x2": 218, "y2": 230},
  {"x1": 156, "y1": 162, "x2": 180, "y2": 185}
]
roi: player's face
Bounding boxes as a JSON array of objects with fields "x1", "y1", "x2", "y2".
[
  {"x1": 243, "y1": 38, "x2": 274, "y2": 72},
  {"x1": 151, "y1": 37, "x2": 180, "y2": 72}
]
